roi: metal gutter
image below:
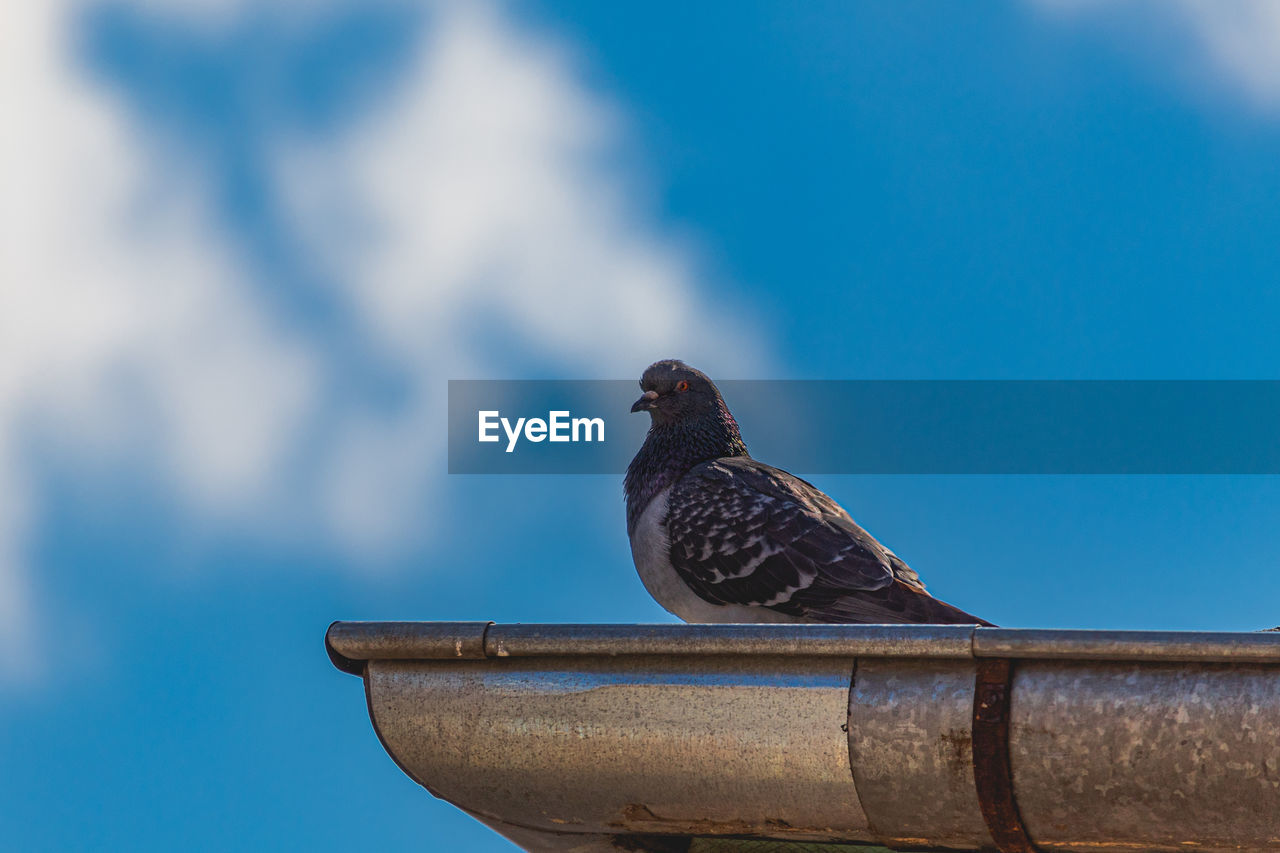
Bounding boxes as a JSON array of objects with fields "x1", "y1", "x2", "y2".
[
  {"x1": 328, "y1": 622, "x2": 1280, "y2": 853},
  {"x1": 328, "y1": 621, "x2": 1280, "y2": 664}
]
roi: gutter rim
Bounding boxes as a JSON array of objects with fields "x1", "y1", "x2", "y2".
[{"x1": 325, "y1": 621, "x2": 1280, "y2": 676}]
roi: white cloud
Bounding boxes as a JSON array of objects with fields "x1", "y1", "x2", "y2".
[
  {"x1": 2, "y1": 1, "x2": 325, "y2": 680},
  {"x1": 275, "y1": 3, "x2": 757, "y2": 552},
  {"x1": 1031, "y1": 0, "x2": 1280, "y2": 112},
  {"x1": 0, "y1": 1, "x2": 758, "y2": 680}
]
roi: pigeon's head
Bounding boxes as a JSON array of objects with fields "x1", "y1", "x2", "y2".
[{"x1": 630, "y1": 360, "x2": 727, "y2": 425}]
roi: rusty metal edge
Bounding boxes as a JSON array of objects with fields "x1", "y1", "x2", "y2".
[{"x1": 972, "y1": 659, "x2": 1039, "y2": 853}]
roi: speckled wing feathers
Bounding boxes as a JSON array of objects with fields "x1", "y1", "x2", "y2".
[{"x1": 665, "y1": 457, "x2": 937, "y2": 621}]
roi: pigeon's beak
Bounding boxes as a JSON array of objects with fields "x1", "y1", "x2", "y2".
[{"x1": 630, "y1": 390, "x2": 660, "y2": 413}]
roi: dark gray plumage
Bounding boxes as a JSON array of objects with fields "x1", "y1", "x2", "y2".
[{"x1": 625, "y1": 359, "x2": 991, "y2": 625}]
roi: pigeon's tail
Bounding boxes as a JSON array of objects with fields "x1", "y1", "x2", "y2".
[
  {"x1": 920, "y1": 594, "x2": 996, "y2": 627},
  {"x1": 802, "y1": 579, "x2": 995, "y2": 626}
]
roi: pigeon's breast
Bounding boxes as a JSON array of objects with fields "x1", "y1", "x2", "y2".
[{"x1": 629, "y1": 485, "x2": 801, "y2": 624}]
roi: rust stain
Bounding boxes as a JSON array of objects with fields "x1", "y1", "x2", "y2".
[
  {"x1": 1037, "y1": 842, "x2": 1259, "y2": 851},
  {"x1": 939, "y1": 729, "x2": 973, "y2": 767},
  {"x1": 619, "y1": 804, "x2": 660, "y2": 823},
  {"x1": 614, "y1": 803, "x2": 803, "y2": 836}
]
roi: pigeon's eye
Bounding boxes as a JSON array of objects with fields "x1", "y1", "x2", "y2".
[{"x1": 676, "y1": 380, "x2": 690, "y2": 393}]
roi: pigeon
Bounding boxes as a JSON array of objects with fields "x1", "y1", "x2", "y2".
[{"x1": 625, "y1": 359, "x2": 991, "y2": 625}]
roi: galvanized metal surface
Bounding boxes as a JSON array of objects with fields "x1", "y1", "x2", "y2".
[
  {"x1": 365, "y1": 654, "x2": 871, "y2": 843},
  {"x1": 1011, "y1": 661, "x2": 1280, "y2": 852},
  {"x1": 848, "y1": 659, "x2": 991, "y2": 850},
  {"x1": 328, "y1": 622, "x2": 1280, "y2": 852}
]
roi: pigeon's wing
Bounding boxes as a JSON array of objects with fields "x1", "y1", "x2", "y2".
[{"x1": 665, "y1": 457, "x2": 988, "y2": 625}]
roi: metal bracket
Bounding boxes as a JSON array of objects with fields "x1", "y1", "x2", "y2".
[{"x1": 972, "y1": 658, "x2": 1039, "y2": 853}]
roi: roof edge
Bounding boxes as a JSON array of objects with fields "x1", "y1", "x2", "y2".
[{"x1": 326, "y1": 622, "x2": 1280, "y2": 674}]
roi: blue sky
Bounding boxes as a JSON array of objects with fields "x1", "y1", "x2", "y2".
[{"x1": 6, "y1": 1, "x2": 1280, "y2": 849}]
